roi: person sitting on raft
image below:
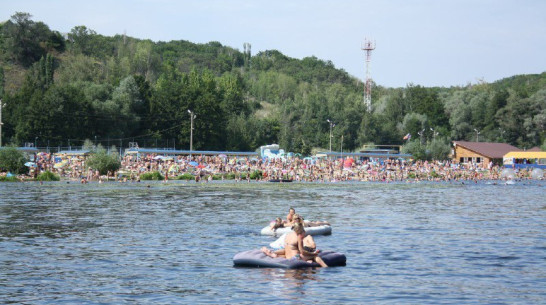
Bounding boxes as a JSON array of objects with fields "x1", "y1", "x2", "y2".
[
  {"x1": 284, "y1": 207, "x2": 330, "y2": 227},
  {"x1": 261, "y1": 233, "x2": 316, "y2": 258},
  {"x1": 293, "y1": 213, "x2": 330, "y2": 227},
  {"x1": 262, "y1": 222, "x2": 328, "y2": 267},
  {"x1": 284, "y1": 207, "x2": 296, "y2": 225}
]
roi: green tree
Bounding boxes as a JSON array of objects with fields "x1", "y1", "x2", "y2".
[
  {"x1": 426, "y1": 138, "x2": 451, "y2": 160},
  {"x1": 1, "y1": 12, "x2": 63, "y2": 67},
  {"x1": 399, "y1": 112, "x2": 428, "y2": 143},
  {"x1": 401, "y1": 140, "x2": 427, "y2": 160},
  {"x1": 86, "y1": 148, "x2": 121, "y2": 175},
  {"x1": 0, "y1": 66, "x2": 5, "y2": 98},
  {"x1": 56, "y1": 53, "x2": 106, "y2": 84},
  {"x1": 0, "y1": 146, "x2": 27, "y2": 174}
]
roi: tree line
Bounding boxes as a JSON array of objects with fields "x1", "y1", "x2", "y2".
[{"x1": 0, "y1": 12, "x2": 544, "y2": 159}]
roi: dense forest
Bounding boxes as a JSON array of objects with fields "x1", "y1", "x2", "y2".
[{"x1": 0, "y1": 13, "x2": 544, "y2": 158}]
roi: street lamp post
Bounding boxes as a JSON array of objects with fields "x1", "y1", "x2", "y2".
[
  {"x1": 35, "y1": 137, "x2": 38, "y2": 149},
  {"x1": 188, "y1": 110, "x2": 196, "y2": 157},
  {"x1": 0, "y1": 99, "x2": 4, "y2": 147},
  {"x1": 474, "y1": 128, "x2": 481, "y2": 142},
  {"x1": 340, "y1": 135, "x2": 344, "y2": 161},
  {"x1": 327, "y1": 119, "x2": 335, "y2": 152},
  {"x1": 499, "y1": 128, "x2": 505, "y2": 141},
  {"x1": 430, "y1": 127, "x2": 439, "y2": 140},
  {"x1": 417, "y1": 129, "x2": 425, "y2": 145}
]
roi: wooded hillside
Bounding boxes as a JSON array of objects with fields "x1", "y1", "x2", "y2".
[{"x1": 1, "y1": 13, "x2": 544, "y2": 157}]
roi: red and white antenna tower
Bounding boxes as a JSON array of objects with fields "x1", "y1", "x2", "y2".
[{"x1": 361, "y1": 38, "x2": 376, "y2": 112}]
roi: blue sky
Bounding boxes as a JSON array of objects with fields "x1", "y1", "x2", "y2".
[{"x1": 2, "y1": 0, "x2": 545, "y2": 88}]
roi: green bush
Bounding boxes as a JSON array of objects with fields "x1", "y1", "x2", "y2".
[
  {"x1": 37, "y1": 170, "x2": 60, "y2": 181},
  {"x1": 140, "y1": 171, "x2": 164, "y2": 180},
  {"x1": 401, "y1": 140, "x2": 427, "y2": 160},
  {"x1": 224, "y1": 172, "x2": 237, "y2": 180},
  {"x1": 0, "y1": 147, "x2": 27, "y2": 174},
  {"x1": 0, "y1": 175, "x2": 19, "y2": 182},
  {"x1": 426, "y1": 138, "x2": 451, "y2": 161},
  {"x1": 176, "y1": 173, "x2": 194, "y2": 180},
  {"x1": 429, "y1": 171, "x2": 440, "y2": 178},
  {"x1": 86, "y1": 148, "x2": 121, "y2": 175},
  {"x1": 212, "y1": 174, "x2": 223, "y2": 180},
  {"x1": 249, "y1": 170, "x2": 263, "y2": 179}
]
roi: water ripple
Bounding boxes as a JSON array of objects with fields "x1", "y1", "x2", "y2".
[{"x1": 1, "y1": 181, "x2": 545, "y2": 304}]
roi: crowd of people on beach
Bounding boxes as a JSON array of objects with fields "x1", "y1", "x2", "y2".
[{"x1": 7, "y1": 151, "x2": 543, "y2": 183}]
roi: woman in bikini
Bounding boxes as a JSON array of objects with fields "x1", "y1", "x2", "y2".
[{"x1": 262, "y1": 221, "x2": 328, "y2": 267}]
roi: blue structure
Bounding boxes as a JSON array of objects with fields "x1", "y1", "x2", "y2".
[
  {"x1": 124, "y1": 148, "x2": 258, "y2": 159},
  {"x1": 316, "y1": 151, "x2": 412, "y2": 160}
]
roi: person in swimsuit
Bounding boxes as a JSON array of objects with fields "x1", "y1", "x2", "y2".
[
  {"x1": 297, "y1": 215, "x2": 330, "y2": 227},
  {"x1": 269, "y1": 217, "x2": 285, "y2": 232},
  {"x1": 262, "y1": 215, "x2": 317, "y2": 256},
  {"x1": 286, "y1": 222, "x2": 328, "y2": 267},
  {"x1": 289, "y1": 213, "x2": 330, "y2": 227},
  {"x1": 284, "y1": 207, "x2": 296, "y2": 225},
  {"x1": 262, "y1": 222, "x2": 328, "y2": 267}
]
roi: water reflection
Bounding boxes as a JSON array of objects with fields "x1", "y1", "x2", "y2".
[{"x1": 258, "y1": 268, "x2": 321, "y2": 299}]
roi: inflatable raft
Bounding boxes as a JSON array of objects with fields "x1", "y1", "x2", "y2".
[
  {"x1": 233, "y1": 249, "x2": 346, "y2": 268},
  {"x1": 260, "y1": 224, "x2": 332, "y2": 236},
  {"x1": 269, "y1": 233, "x2": 288, "y2": 249}
]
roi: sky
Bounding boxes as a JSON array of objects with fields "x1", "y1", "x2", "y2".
[{"x1": 2, "y1": 0, "x2": 545, "y2": 88}]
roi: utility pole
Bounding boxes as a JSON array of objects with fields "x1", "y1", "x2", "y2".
[
  {"x1": 474, "y1": 128, "x2": 481, "y2": 142},
  {"x1": 499, "y1": 128, "x2": 505, "y2": 142},
  {"x1": 188, "y1": 110, "x2": 196, "y2": 158},
  {"x1": 340, "y1": 135, "x2": 344, "y2": 160},
  {"x1": 430, "y1": 127, "x2": 439, "y2": 141},
  {"x1": 0, "y1": 99, "x2": 4, "y2": 147},
  {"x1": 417, "y1": 129, "x2": 425, "y2": 145},
  {"x1": 327, "y1": 119, "x2": 335, "y2": 152}
]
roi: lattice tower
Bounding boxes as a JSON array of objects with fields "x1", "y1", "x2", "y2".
[{"x1": 361, "y1": 39, "x2": 376, "y2": 112}]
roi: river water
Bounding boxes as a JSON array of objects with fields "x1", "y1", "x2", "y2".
[{"x1": 1, "y1": 180, "x2": 545, "y2": 304}]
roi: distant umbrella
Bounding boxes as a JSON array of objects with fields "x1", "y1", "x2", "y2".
[
  {"x1": 343, "y1": 158, "x2": 354, "y2": 168},
  {"x1": 189, "y1": 161, "x2": 199, "y2": 167},
  {"x1": 54, "y1": 160, "x2": 68, "y2": 169},
  {"x1": 24, "y1": 162, "x2": 37, "y2": 167},
  {"x1": 197, "y1": 164, "x2": 206, "y2": 169}
]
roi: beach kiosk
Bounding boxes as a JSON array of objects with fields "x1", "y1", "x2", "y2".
[{"x1": 503, "y1": 151, "x2": 546, "y2": 169}]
